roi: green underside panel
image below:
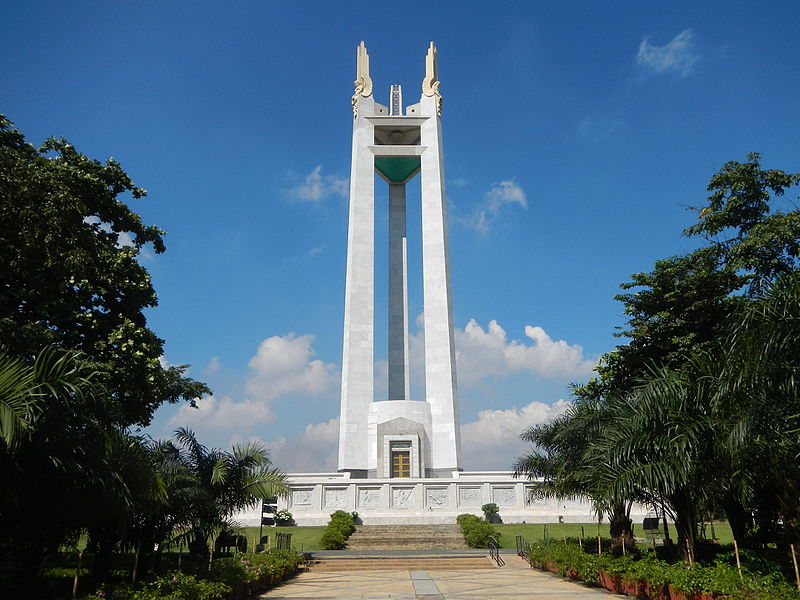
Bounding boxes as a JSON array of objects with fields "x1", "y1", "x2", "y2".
[{"x1": 375, "y1": 156, "x2": 421, "y2": 183}]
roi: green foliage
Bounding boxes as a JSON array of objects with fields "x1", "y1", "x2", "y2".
[
  {"x1": 319, "y1": 528, "x2": 346, "y2": 550},
  {"x1": 160, "y1": 428, "x2": 288, "y2": 560},
  {"x1": 328, "y1": 510, "x2": 356, "y2": 536},
  {"x1": 320, "y1": 511, "x2": 357, "y2": 549},
  {"x1": 456, "y1": 513, "x2": 499, "y2": 548},
  {"x1": 0, "y1": 114, "x2": 213, "y2": 590},
  {"x1": 0, "y1": 114, "x2": 209, "y2": 428},
  {"x1": 209, "y1": 550, "x2": 303, "y2": 588},
  {"x1": 517, "y1": 154, "x2": 800, "y2": 553},
  {"x1": 524, "y1": 542, "x2": 800, "y2": 600},
  {"x1": 116, "y1": 571, "x2": 230, "y2": 600}
]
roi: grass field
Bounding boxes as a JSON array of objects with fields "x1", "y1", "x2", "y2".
[
  {"x1": 237, "y1": 526, "x2": 326, "y2": 552},
  {"x1": 231, "y1": 522, "x2": 733, "y2": 551},
  {"x1": 492, "y1": 521, "x2": 734, "y2": 549}
]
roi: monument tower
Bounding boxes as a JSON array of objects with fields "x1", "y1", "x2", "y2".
[
  {"x1": 253, "y1": 42, "x2": 616, "y2": 525},
  {"x1": 338, "y1": 42, "x2": 462, "y2": 479}
]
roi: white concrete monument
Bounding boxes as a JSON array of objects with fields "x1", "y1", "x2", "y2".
[
  {"x1": 236, "y1": 42, "x2": 633, "y2": 525},
  {"x1": 339, "y1": 41, "x2": 461, "y2": 480}
]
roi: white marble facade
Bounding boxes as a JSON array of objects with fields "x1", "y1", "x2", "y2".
[{"x1": 224, "y1": 471, "x2": 657, "y2": 527}]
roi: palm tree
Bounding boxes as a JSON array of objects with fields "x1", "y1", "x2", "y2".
[
  {"x1": 163, "y1": 427, "x2": 288, "y2": 562},
  {"x1": 514, "y1": 396, "x2": 637, "y2": 553},
  {"x1": 0, "y1": 346, "x2": 98, "y2": 448}
]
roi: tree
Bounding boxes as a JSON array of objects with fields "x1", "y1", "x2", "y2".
[
  {"x1": 583, "y1": 153, "x2": 799, "y2": 400},
  {"x1": 162, "y1": 428, "x2": 288, "y2": 562},
  {"x1": 0, "y1": 114, "x2": 211, "y2": 593},
  {"x1": 519, "y1": 154, "x2": 800, "y2": 557},
  {"x1": 514, "y1": 396, "x2": 637, "y2": 554},
  {"x1": 0, "y1": 114, "x2": 208, "y2": 427}
]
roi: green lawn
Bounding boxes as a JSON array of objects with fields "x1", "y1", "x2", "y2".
[
  {"x1": 492, "y1": 521, "x2": 734, "y2": 549},
  {"x1": 237, "y1": 526, "x2": 326, "y2": 552},
  {"x1": 232, "y1": 522, "x2": 733, "y2": 552}
]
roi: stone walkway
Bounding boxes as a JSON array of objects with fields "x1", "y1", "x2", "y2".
[{"x1": 261, "y1": 558, "x2": 626, "y2": 599}]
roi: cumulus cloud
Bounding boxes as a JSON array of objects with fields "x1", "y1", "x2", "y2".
[
  {"x1": 244, "y1": 416, "x2": 340, "y2": 472},
  {"x1": 407, "y1": 316, "x2": 595, "y2": 391},
  {"x1": 168, "y1": 395, "x2": 274, "y2": 430},
  {"x1": 288, "y1": 165, "x2": 348, "y2": 202},
  {"x1": 461, "y1": 180, "x2": 527, "y2": 235},
  {"x1": 456, "y1": 319, "x2": 596, "y2": 385},
  {"x1": 460, "y1": 400, "x2": 569, "y2": 469},
  {"x1": 636, "y1": 29, "x2": 698, "y2": 77},
  {"x1": 245, "y1": 333, "x2": 339, "y2": 401}
]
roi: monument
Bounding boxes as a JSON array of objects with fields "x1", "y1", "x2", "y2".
[
  {"x1": 338, "y1": 41, "x2": 460, "y2": 480},
  {"x1": 261, "y1": 42, "x2": 603, "y2": 525}
]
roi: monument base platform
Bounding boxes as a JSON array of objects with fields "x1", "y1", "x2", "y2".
[{"x1": 234, "y1": 471, "x2": 650, "y2": 526}]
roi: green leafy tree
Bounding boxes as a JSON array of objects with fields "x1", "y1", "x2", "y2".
[
  {"x1": 0, "y1": 114, "x2": 208, "y2": 427},
  {"x1": 584, "y1": 153, "x2": 799, "y2": 399},
  {"x1": 0, "y1": 114, "x2": 210, "y2": 592}
]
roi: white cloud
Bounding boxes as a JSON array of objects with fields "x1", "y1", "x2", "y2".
[
  {"x1": 636, "y1": 29, "x2": 698, "y2": 77},
  {"x1": 168, "y1": 394, "x2": 274, "y2": 430},
  {"x1": 289, "y1": 165, "x2": 348, "y2": 202},
  {"x1": 245, "y1": 333, "x2": 339, "y2": 401},
  {"x1": 461, "y1": 180, "x2": 527, "y2": 235},
  {"x1": 241, "y1": 417, "x2": 340, "y2": 472},
  {"x1": 460, "y1": 400, "x2": 569, "y2": 469},
  {"x1": 455, "y1": 319, "x2": 596, "y2": 385},
  {"x1": 406, "y1": 316, "x2": 595, "y2": 391},
  {"x1": 205, "y1": 356, "x2": 221, "y2": 374}
]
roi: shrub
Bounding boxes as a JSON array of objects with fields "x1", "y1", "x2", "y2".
[
  {"x1": 456, "y1": 513, "x2": 499, "y2": 548},
  {"x1": 320, "y1": 528, "x2": 347, "y2": 550},
  {"x1": 209, "y1": 550, "x2": 303, "y2": 589},
  {"x1": 481, "y1": 503, "x2": 501, "y2": 523},
  {"x1": 320, "y1": 511, "x2": 357, "y2": 549},
  {"x1": 127, "y1": 572, "x2": 230, "y2": 600}
]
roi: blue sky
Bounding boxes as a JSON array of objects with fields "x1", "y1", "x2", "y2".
[{"x1": 3, "y1": 2, "x2": 799, "y2": 471}]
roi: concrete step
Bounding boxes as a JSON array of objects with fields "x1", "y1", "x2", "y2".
[
  {"x1": 309, "y1": 556, "x2": 494, "y2": 571},
  {"x1": 347, "y1": 525, "x2": 467, "y2": 550}
]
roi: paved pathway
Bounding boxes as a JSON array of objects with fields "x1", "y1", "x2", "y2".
[{"x1": 261, "y1": 558, "x2": 625, "y2": 599}]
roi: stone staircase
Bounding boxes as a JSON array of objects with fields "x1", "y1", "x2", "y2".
[
  {"x1": 308, "y1": 554, "x2": 493, "y2": 571},
  {"x1": 346, "y1": 524, "x2": 467, "y2": 550}
]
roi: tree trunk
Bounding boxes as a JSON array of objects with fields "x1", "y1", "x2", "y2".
[
  {"x1": 609, "y1": 502, "x2": 636, "y2": 557},
  {"x1": 721, "y1": 493, "x2": 753, "y2": 548}
]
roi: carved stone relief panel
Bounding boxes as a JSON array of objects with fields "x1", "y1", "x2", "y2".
[
  {"x1": 358, "y1": 487, "x2": 380, "y2": 510},
  {"x1": 391, "y1": 487, "x2": 415, "y2": 509},
  {"x1": 492, "y1": 487, "x2": 515, "y2": 507},
  {"x1": 291, "y1": 489, "x2": 313, "y2": 511},
  {"x1": 458, "y1": 486, "x2": 481, "y2": 507},
  {"x1": 324, "y1": 488, "x2": 347, "y2": 510},
  {"x1": 425, "y1": 487, "x2": 448, "y2": 509}
]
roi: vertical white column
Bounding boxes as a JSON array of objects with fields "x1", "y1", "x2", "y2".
[
  {"x1": 419, "y1": 95, "x2": 462, "y2": 473},
  {"x1": 387, "y1": 183, "x2": 410, "y2": 401},
  {"x1": 338, "y1": 97, "x2": 375, "y2": 474}
]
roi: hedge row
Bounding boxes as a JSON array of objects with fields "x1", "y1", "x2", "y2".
[
  {"x1": 524, "y1": 541, "x2": 800, "y2": 600},
  {"x1": 456, "y1": 513, "x2": 499, "y2": 548}
]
